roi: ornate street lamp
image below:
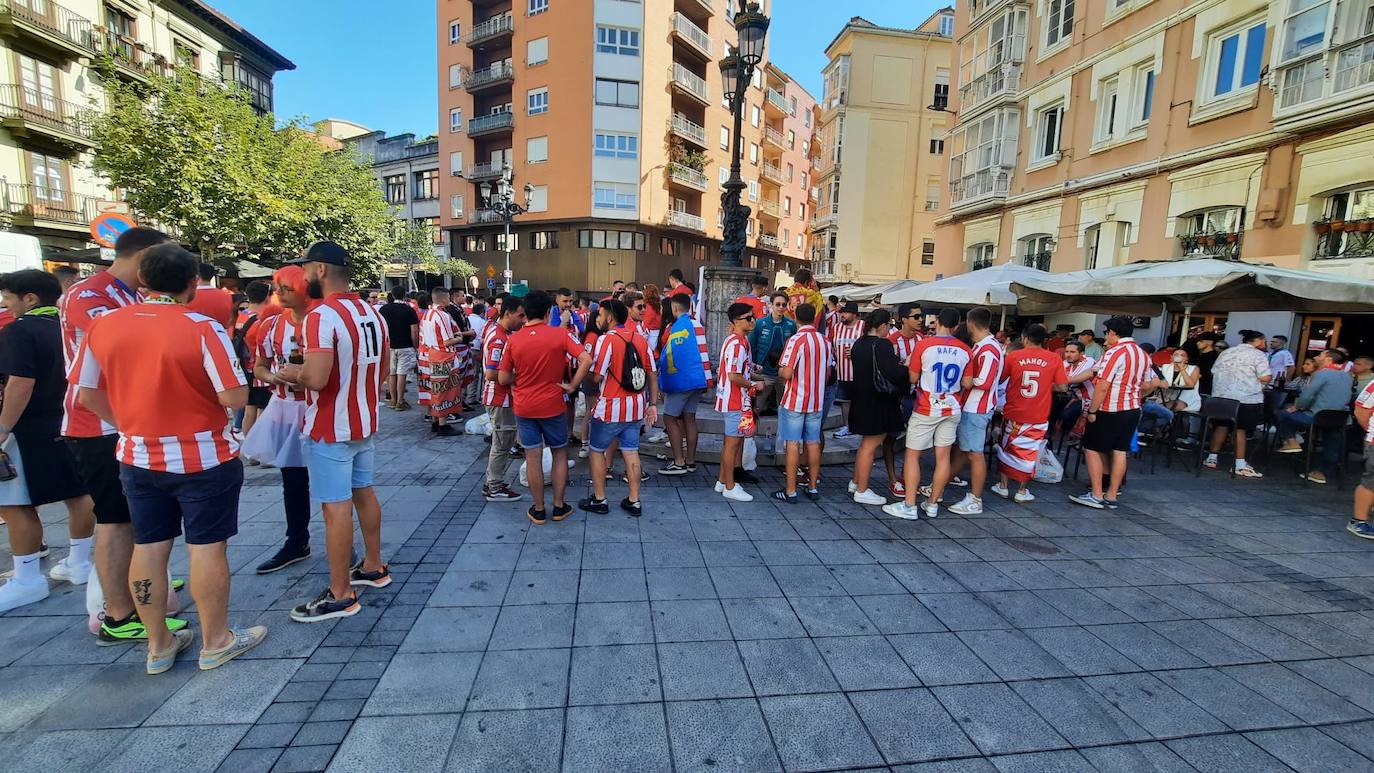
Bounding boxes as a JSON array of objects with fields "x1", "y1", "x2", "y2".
[
  {"x1": 717, "y1": 1, "x2": 770, "y2": 268},
  {"x1": 479, "y1": 163, "x2": 534, "y2": 291}
]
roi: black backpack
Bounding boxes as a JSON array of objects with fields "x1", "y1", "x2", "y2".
[{"x1": 616, "y1": 331, "x2": 647, "y2": 392}]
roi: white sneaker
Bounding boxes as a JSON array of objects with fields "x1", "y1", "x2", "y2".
[
  {"x1": 722, "y1": 485, "x2": 754, "y2": 502},
  {"x1": 714, "y1": 481, "x2": 725, "y2": 493},
  {"x1": 0, "y1": 578, "x2": 48, "y2": 613},
  {"x1": 949, "y1": 494, "x2": 983, "y2": 515},
  {"x1": 833, "y1": 427, "x2": 853, "y2": 439},
  {"x1": 578, "y1": 446, "x2": 589, "y2": 459},
  {"x1": 1014, "y1": 488, "x2": 1036, "y2": 503},
  {"x1": 48, "y1": 557, "x2": 91, "y2": 586},
  {"x1": 646, "y1": 431, "x2": 668, "y2": 444},
  {"x1": 990, "y1": 482, "x2": 1010, "y2": 499},
  {"x1": 949, "y1": 476, "x2": 968, "y2": 487},
  {"x1": 853, "y1": 489, "x2": 886, "y2": 506},
  {"x1": 847, "y1": 480, "x2": 858, "y2": 494},
  {"x1": 921, "y1": 502, "x2": 940, "y2": 519},
  {"x1": 882, "y1": 501, "x2": 922, "y2": 520}
]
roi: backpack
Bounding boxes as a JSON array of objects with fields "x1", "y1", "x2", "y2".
[
  {"x1": 233, "y1": 314, "x2": 258, "y2": 370},
  {"x1": 615, "y1": 331, "x2": 647, "y2": 392}
]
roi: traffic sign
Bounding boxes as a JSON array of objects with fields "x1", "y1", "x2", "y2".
[
  {"x1": 486, "y1": 264, "x2": 496, "y2": 278},
  {"x1": 486, "y1": 278, "x2": 496, "y2": 289},
  {"x1": 96, "y1": 200, "x2": 130, "y2": 216},
  {"x1": 502, "y1": 269, "x2": 513, "y2": 279},
  {"x1": 89, "y1": 212, "x2": 136, "y2": 249}
]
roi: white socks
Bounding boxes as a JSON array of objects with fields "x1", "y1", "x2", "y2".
[
  {"x1": 69, "y1": 536, "x2": 93, "y2": 567},
  {"x1": 11, "y1": 552, "x2": 41, "y2": 585}
]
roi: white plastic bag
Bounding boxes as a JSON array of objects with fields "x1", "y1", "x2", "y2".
[
  {"x1": 741, "y1": 437, "x2": 758, "y2": 471},
  {"x1": 86, "y1": 566, "x2": 182, "y2": 634},
  {"x1": 517, "y1": 448, "x2": 573, "y2": 487},
  {"x1": 465, "y1": 412, "x2": 492, "y2": 436},
  {"x1": 1032, "y1": 448, "x2": 1063, "y2": 484}
]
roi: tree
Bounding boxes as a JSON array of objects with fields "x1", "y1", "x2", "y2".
[{"x1": 88, "y1": 67, "x2": 394, "y2": 282}]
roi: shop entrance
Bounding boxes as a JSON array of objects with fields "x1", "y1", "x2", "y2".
[{"x1": 1300, "y1": 314, "x2": 1374, "y2": 359}]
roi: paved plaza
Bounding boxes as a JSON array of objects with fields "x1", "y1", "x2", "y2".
[{"x1": 3, "y1": 412, "x2": 1374, "y2": 772}]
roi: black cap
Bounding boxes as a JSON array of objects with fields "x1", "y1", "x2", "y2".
[
  {"x1": 842, "y1": 301, "x2": 860, "y2": 314},
  {"x1": 287, "y1": 240, "x2": 351, "y2": 267}
]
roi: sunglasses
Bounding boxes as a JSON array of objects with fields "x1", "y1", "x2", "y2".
[
  {"x1": 633, "y1": 304, "x2": 645, "y2": 310},
  {"x1": 733, "y1": 315, "x2": 753, "y2": 323}
]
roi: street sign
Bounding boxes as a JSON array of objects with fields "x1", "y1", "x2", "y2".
[
  {"x1": 502, "y1": 269, "x2": 513, "y2": 279},
  {"x1": 486, "y1": 278, "x2": 496, "y2": 289},
  {"x1": 99, "y1": 247, "x2": 116, "y2": 263},
  {"x1": 89, "y1": 212, "x2": 136, "y2": 249},
  {"x1": 96, "y1": 200, "x2": 130, "y2": 216},
  {"x1": 486, "y1": 264, "x2": 496, "y2": 278}
]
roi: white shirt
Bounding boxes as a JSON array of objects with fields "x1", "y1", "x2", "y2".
[
  {"x1": 1269, "y1": 348, "x2": 1295, "y2": 381},
  {"x1": 468, "y1": 314, "x2": 486, "y2": 341}
]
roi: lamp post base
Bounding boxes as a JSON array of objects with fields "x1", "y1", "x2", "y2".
[{"x1": 701, "y1": 265, "x2": 758, "y2": 357}]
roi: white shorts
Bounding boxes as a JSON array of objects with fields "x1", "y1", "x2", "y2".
[
  {"x1": 905, "y1": 412, "x2": 960, "y2": 452},
  {"x1": 389, "y1": 347, "x2": 417, "y2": 376}
]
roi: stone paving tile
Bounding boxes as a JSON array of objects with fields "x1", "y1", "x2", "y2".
[
  {"x1": 933, "y1": 683, "x2": 1069, "y2": 756},
  {"x1": 759, "y1": 692, "x2": 885, "y2": 770},
  {"x1": 446, "y1": 709, "x2": 563, "y2": 772},
  {"x1": 466, "y1": 648, "x2": 569, "y2": 711},
  {"x1": 331, "y1": 714, "x2": 460, "y2": 773},
  {"x1": 657, "y1": 641, "x2": 753, "y2": 701},
  {"x1": 362, "y1": 652, "x2": 480, "y2": 716},
  {"x1": 848, "y1": 688, "x2": 978, "y2": 764},
  {"x1": 664, "y1": 698, "x2": 782, "y2": 773},
  {"x1": 1165, "y1": 733, "x2": 1292, "y2": 772},
  {"x1": 563, "y1": 703, "x2": 671, "y2": 772}
]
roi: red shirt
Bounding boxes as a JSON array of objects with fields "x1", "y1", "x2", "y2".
[
  {"x1": 1094, "y1": 338, "x2": 1150, "y2": 412},
  {"x1": 300, "y1": 293, "x2": 389, "y2": 443},
  {"x1": 592, "y1": 327, "x2": 656, "y2": 422},
  {"x1": 499, "y1": 320, "x2": 584, "y2": 418},
  {"x1": 780, "y1": 325, "x2": 829, "y2": 414},
  {"x1": 734, "y1": 294, "x2": 767, "y2": 319},
  {"x1": 481, "y1": 323, "x2": 511, "y2": 408},
  {"x1": 1001, "y1": 346, "x2": 1068, "y2": 424},
  {"x1": 964, "y1": 335, "x2": 1004, "y2": 414},
  {"x1": 828, "y1": 318, "x2": 863, "y2": 382},
  {"x1": 641, "y1": 303, "x2": 662, "y2": 335},
  {"x1": 73, "y1": 301, "x2": 246, "y2": 473},
  {"x1": 715, "y1": 332, "x2": 753, "y2": 412},
  {"x1": 910, "y1": 335, "x2": 971, "y2": 417},
  {"x1": 669, "y1": 284, "x2": 693, "y2": 298},
  {"x1": 256, "y1": 311, "x2": 308, "y2": 401},
  {"x1": 887, "y1": 330, "x2": 923, "y2": 366},
  {"x1": 187, "y1": 285, "x2": 235, "y2": 330},
  {"x1": 59, "y1": 271, "x2": 138, "y2": 437}
]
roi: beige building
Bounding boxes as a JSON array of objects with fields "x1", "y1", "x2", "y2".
[
  {"x1": 437, "y1": 0, "x2": 816, "y2": 294},
  {"x1": 941, "y1": 0, "x2": 1374, "y2": 350},
  {"x1": 809, "y1": 11, "x2": 954, "y2": 285},
  {"x1": 0, "y1": 0, "x2": 292, "y2": 258}
]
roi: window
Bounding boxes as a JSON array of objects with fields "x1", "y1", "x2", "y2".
[
  {"x1": 450, "y1": 152, "x2": 463, "y2": 176},
  {"x1": 720, "y1": 126, "x2": 730, "y2": 149},
  {"x1": 449, "y1": 107, "x2": 463, "y2": 133},
  {"x1": 1095, "y1": 76, "x2": 1120, "y2": 143},
  {"x1": 384, "y1": 174, "x2": 406, "y2": 204},
  {"x1": 528, "y1": 37, "x2": 549, "y2": 66},
  {"x1": 450, "y1": 194, "x2": 465, "y2": 219},
  {"x1": 930, "y1": 138, "x2": 945, "y2": 154},
  {"x1": 1209, "y1": 20, "x2": 1266, "y2": 99},
  {"x1": 1132, "y1": 65, "x2": 1155, "y2": 128},
  {"x1": 448, "y1": 20, "x2": 461, "y2": 44},
  {"x1": 527, "y1": 185, "x2": 548, "y2": 213},
  {"x1": 786, "y1": 163, "x2": 794, "y2": 181},
  {"x1": 1279, "y1": 0, "x2": 1330, "y2": 63},
  {"x1": 748, "y1": 180, "x2": 759, "y2": 201},
  {"x1": 174, "y1": 40, "x2": 199, "y2": 70},
  {"x1": 415, "y1": 217, "x2": 442, "y2": 245},
  {"x1": 719, "y1": 167, "x2": 729, "y2": 185},
  {"x1": 922, "y1": 240, "x2": 936, "y2": 265},
  {"x1": 28, "y1": 150, "x2": 65, "y2": 200},
  {"x1": 529, "y1": 0, "x2": 549, "y2": 15},
  {"x1": 527, "y1": 136, "x2": 548, "y2": 163},
  {"x1": 1034, "y1": 103, "x2": 1063, "y2": 161},
  {"x1": 596, "y1": 26, "x2": 640, "y2": 56},
  {"x1": 799, "y1": 202, "x2": 806, "y2": 220},
  {"x1": 786, "y1": 129, "x2": 796, "y2": 148},
  {"x1": 1045, "y1": 0, "x2": 1073, "y2": 48},
  {"x1": 750, "y1": 105, "x2": 760, "y2": 127},
  {"x1": 1084, "y1": 225, "x2": 1102, "y2": 269},
  {"x1": 495, "y1": 232, "x2": 519, "y2": 251},
  {"x1": 926, "y1": 179, "x2": 941, "y2": 211},
  {"x1": 939, "y1": 13, "x2": 954, "y2": 36},
  {"x1": 578, "y1": 230, "x2": 645, "y2": 250},
  {"x1": 968, "y1": 242, "x2": 995, "y2": 269},
  {"x1": 594, "y1": 78, "x2": 639, "y2": 108},
  {"x1": 749, "y1": 143, "x2": 759, "y2": 164},
  {"x1": 804, "y1": 110, "x2": 811, "y2": 128},
  {"x1": 414, "y1": 169, "x2": 438, "y2": 200},
  {"x1": 527, "y1": 87, "x2": 548, "y2": 115},
  {"x1": 661, "y1": 236, "x2": 681, "y2": 256},
  {"x1": 784, "y1": 196, "x2": 792, "y2": 215},
  {"x1": 594, "y1": 132, "x2": 638, "y2": 158},
  {"x1": 801, "y1": 172, "x2": 809, "y2": 188},
  {"x1": 465, "y1": 235, "x2": 488, "y2": 252},
  {"x1": 593, "y1": 183, "x2": 637, "y2": 210},
  {"x1": 530, "y1": 231, "x2": 558, "y2": 250},
  {"x1": 933, "y1": 68, "x2": 950, "y2": 109},
  {"x1": 449, "y1": 64, "x2": 462, "y2": 89},
  {"x1": 1020, "y1": 234, "x2": 1055, "y2": 269}
]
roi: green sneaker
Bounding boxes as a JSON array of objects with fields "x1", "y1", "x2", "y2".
[
  {"x1": 171, "y1": 578, "x2": 185, "y2": 592},
  {"x1": 98, "y1": 613, "x2": 190, "y2": 646}
]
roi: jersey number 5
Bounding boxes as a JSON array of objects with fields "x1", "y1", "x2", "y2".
[{"x1": 1019, "y1": 370, "x2": 1040, "y2": 398}]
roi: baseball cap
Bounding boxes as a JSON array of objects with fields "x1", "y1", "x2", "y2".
[
  {"x1": 286, "y1": 240, "x2": 351, "y2": 267},
  {"x1": 842, "y1": 301, "x2": 860, "y2": 314}
]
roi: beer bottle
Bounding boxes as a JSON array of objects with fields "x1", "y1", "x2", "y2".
[
  {"x1": 287, "y1": 336, "x2": 304, "y2": 366},
  {"x1": 0, "y1": 449, "x2": 17, "y2": 482}
]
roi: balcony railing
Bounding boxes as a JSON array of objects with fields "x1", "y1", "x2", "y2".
[
  {"x1": 1178, "y1": 232, "x2": 1242, "y2": 261},
  {"x1": 1312, "y1": 219, "x2": 1374, "y2": 260},
  {"x1": 762, "y1": 125, "x2": 787, "y2": 149},
  {"x1": 760, "y1": 161, "x2": 784, "y2": 185},
  {"x1": 470, "y1": 208, "x2": 504, "y2": 224},
  {"x1": 667, "y1": 162, "x2": 708, "y2": 191},
  {"x1": 666, "y1": 210, "x2": 705, "y2": 232},
  {"x1": 468, "y1": 111, "x2": 514, "y2": 136},
  {"x1": 0, "y1": 0, "x2": 97, "y2": 58},
  {"x1": 670, "y1": 63, "x2": 709, "y2": 104},
  {"x1": 101, "y1": 32, "x2": 151, "y2": 80},
  {"x1": 464, "y1": 61, "x2": 514, "y2": 92},
  {"x1": 1277, "y1": 33, "x2": 1374, "y2": 114},
  {"x1": 970, "y1": 258, "x2": 995, "y2": 271},
  {"x1": 0, "y1": 84, "x2": 95, "y2": 144},
  {"x1": 466, "y1": 14, "x2": 513, "y2": 47},
  {"x1": 671, "y1": 12, "x2": 711, "y2": 57},
  {"x1": 758, "y1": 199, "x2": 781, "y2": 219},
  {"x1": 810, "y1": 210, "x2": 838, "y2": 230},
  {"x1": 757, "y1": 232, "x2": 780, "y2": 250},
  {"x1": 1021, "y1": 251, "x2": 1052, "y2": 271},
  {"x1": 3, "y1": 182, "x2": 98, "y2": 227},
  {"x1": 466, "y1": 161, "x2": 504, "y2": 181},
  {"x1": 765, "y1": 87, "x2": 793, "y2": 115},
  {"x1": 669, "y1": 113, "x2": 706, "y2": 146},
  {"x1": 959, "y1": 61, "x2": 1023, "y2": 112}
]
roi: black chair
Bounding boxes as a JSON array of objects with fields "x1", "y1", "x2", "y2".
[
  {"x1": 1190, "y1": 396, "x2": 1240, "y2": 477},
  {"x1": 1299, "y1": 409, "x2": 1351, "y2": 486}
]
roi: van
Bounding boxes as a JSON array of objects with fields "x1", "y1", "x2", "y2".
[{"x1": 0, "y1": 233, "x2": 43, "y2": 273}]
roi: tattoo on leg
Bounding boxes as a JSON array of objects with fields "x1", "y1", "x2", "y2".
[{"x1": 132, "y1": 578, "x2": 152, "y2": 605}]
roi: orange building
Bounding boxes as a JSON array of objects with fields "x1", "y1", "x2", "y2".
[{"x1": 438, "y1": 0, "x2": 816, "y2": 295}]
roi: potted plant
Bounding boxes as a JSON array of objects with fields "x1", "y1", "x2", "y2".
[
  {"x1": 1331, "y1": 219, "x2": 1347, "y2": 232},
  {"x1": 1225, "y1": 232, "x2": 1239, "y2": 244},
  {"x1": 1359, "y1": 218, "x2": 1373, "y2": 233},
  {"x1": 1314, "y1": 218, "x2": 1331, "y2": 235},
  {"x1": 1201, "y1": 234, "x2": 1216, "y2": 247}
]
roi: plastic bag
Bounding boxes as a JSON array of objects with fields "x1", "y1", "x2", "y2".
[
  {"x1": 1033, "y1": 448, "x2": 1063, "y2": 484},
  {"x1": 87, "y1": 566, "x2": 182, "y2": 634},
  {"x1": 741, "y1": 437, "x2": 758, "y2": 471},
  {"x1": 517, "y1": 448, "x2": 576, "y2": 487},
  {"x1": 465, "y1": 412, "x2": 492, "y2": 436}
]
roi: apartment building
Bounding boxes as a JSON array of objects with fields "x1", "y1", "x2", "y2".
[
  {"x1": 437, "y1": 0, "x2": 816, "y2": 294},
  {"x1": 940, "y1": 0, "x2": 1374, "y2": 348},
  {"x1": 809, "y1": 10, "x2": 954, "y2": 285},
  {"x1": 0, "y1": 0, "x2": 292, "y2": 256}
]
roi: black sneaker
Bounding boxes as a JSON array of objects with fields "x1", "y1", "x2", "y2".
[
  {"x1": 685, "y1": 463, "x2": 698, "y2": 473},
  {"x1": 659, "y1": 463, "x2": 689, "y2": 476},
  {"x1": 256, "y1": 545, "x2": 311, "y2": 575},
  {"x1": 290, "y1": 589, "x2": 360, "y2": 623},
  {"x1": 527, "y1": 506, "x2": 547, "y2": 525},
  {"x1": 434, "y1": 424, "x2": 458, "y2": 437},
  {"x1": 579, "y1": 497, "x2": 609, "y2": 514},
  {"x1": 620, "y1": 498, "x2": 642, "y2": 517},
  {"x1": 771, "y1": 489, "x2": 798, "y2": 504},
  {"x1": 804, "y1": 487, "x2": 821, "y2": 502},
  {"x1": 551, "y1": 502, "x2": 574, "y2": 521},
  {"x1": 350, "y1": 563, "x2": 392, "y2": 588},
  {"x1": 621, "y1": 471, "x2": 650, "y2": 483}
]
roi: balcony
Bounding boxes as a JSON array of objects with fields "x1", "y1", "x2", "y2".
[
  {"x1": 677, "y1": 0, "x2": 712, "y2": 15},
  {"x1": 1177, "y1": 232, "x2": 1242, "y2": 261},
  {"x1": 762, "y1": 125, "x2": 787, "y2": 150},
  {"x1": 758, "y1": 199, "x2": 781, "y2": 219},
  {"x1": 765, "y1": 87, "x2": 793, "y2": 116},
  {"x1": 814, "y1": 258, "x2": 836, "y2": 279},
  {"x1": 809, "y1": 210, "x2": 838, "y2": 230},
  {"x1": 466, "y1": 161, "x2": 504, "y2": 181},
  {"x1": 1276, "y1": 33, "x2": 1374, "y2": 122},
  {"x1": 950, "y1": 165, "x2": 1013, "y2": 208},
  {"x1": 959, "y1": 61, "x2": 1023, "y2": 115},
  {"x1": 669, "y1": 113, "x2": 706, "y2": 146},
  {"x1": 949, "y1": 111, "x2": 1018, "y2": 209},
  {"x1": 468, "y1": 111, "x2": 514, "y2": 137},
  {"x1": 0, "y1": 84, "x2": 96, "y2": 149},
  {"x1": 757, "y1": 232, "x2": 780, "y2": 250},
  {"x1": 470, "y1": 208, "x2": 504, "y2": 224},
  {"x1": 464, "y1": 61, "x2": 514, "y2": 93},
  {"x1": 667, "y1": 162, "x2": 708, "y2": 192},
  {"x1": 666, "y1": 209, "x2": 705, "y2": 232},
  {"x1": 1312, "y1": 219, "x2": 1374, "y2": 260},
  {"x1": 0, "y1": 0, "x2": 96, "y2": 61},
  {"x1": 670, "y1": 63, "x2": 709, "y2": 106},
  {"x1": 670, "y1": 12, "x2": 711, "y2": 59},
  {"x1": 466, "y1": 14, "x2": 513, "y2": 49},
  {"x1": 99, "y1": 32, "x2": 154, "y2": 82},
  {"x1": 760, "y1": 161, "x2": 784, "y2": 186},
  {"x1": 3, "y1": 183, "x2": 98, "y2": 232},
  {"x1": 1021, "y1": 251, "x2": 1052, "y2": 271},
  {"x1": 970, "y1": 258, "x2": 995, "y2": 271}
]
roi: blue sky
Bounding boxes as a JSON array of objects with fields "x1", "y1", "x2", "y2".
[{"x1": 212, "y1": 0, "x2": 950, "y2": 138}]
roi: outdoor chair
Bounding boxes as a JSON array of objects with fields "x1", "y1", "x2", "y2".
[
  {"x1": 1168, "y1": 396, "x2": 1239, "y2": 477},
  {"x1": 1295, "y1": 409, "x2": 1351, "y2": 487}
]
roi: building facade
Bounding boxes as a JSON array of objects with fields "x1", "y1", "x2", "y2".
[
  {"x1": 342, "y1": 127, "x2": 447, "y2": 275},
  {"x1": 940, "y1": 0, "x2": 1374, "y2": 349},
  {"x1": 437, "y1": 0, "x2": 816, "y2": 294},
  {"x1": 810, "y1": 11, "x2": 954, "y2": 285},
  {"x1": 0, "y1": 0, "x2": 292, "y2": 256}
]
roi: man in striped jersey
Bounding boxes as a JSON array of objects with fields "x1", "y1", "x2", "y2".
[
  {"x1": 771, "y1": 302, "x2": 830, "y2": 502},
  {"x1": 282, "y1": 242, "x2": 392, "y2": 623},
  {"x1": 481, "y1": 297, "x2": 526, "y2": 502},
  {"x1": 828, "y1": 301, "x2": 863, "y2": 439},
  {"x1": 1071, "y1": 316, "x2": 1149, "y2": 510},
  {"x1": 949, "y1": 308, "x2": 1003, "y2": 516},
  {"x1": 578, "y1": 299, "x2": 658, "y2": 516},
  {"x1": 74, "y1": 243, "x2": 265, "y2": 672},
  {"x1": 715, "y1": 303, "x2": 764, "y2": 502}
]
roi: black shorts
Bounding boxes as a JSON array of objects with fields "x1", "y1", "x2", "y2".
[
  {"x1": 1082, "y1": 408, "x2": 1140, "y2": 454},
  {"x1": 14, "y1": 430, "x2": 85, "y2": 506},
  {"x1": 66, "y1": 434, "x2": 130, "y2": 524},
  {"x1": 1233, "y1": 402, "x2": 1263, "y2": 434},
  {"x1": 248, "y1": 385, "x2": 272, "y2": 409},
  {"x1": 835, "y1": 380, "x2": 854, "y2": 402},
  {"x1": 118, "y1": 458, "x2": 243, "y2": 545}
]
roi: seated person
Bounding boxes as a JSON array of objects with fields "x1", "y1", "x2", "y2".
[{"x1": 1276, "y1": 348, "x2": 1354, "y2": 484}]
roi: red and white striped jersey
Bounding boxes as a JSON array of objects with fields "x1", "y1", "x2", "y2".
[
  {"x1": 1093, "y1": 338, "x2": 1150, "y2": 412},
  {"x1": 887, "y1": 330, "x2": 923, "y2": 365},
  {"x1": 780, "y1": 325, "x2": 829, "y2": 413},
  {"x1": 300, "y1": 293, "x2": 389, "y2": 443},
  {"x1": 59, "y1": 271, "x2": 137, "y2": 437},
  {"x1": 419, "y1": 307, "x2": 456, "y2": 351},
  {"x1": 715, "y1": 332, "x2": 753, "y2": 412},
  {"x1": 72, "y1": 302, "x2": 246, "y2": 473},
  {"x1": 256, "y1": 312, "x2": 306, "y2": 401},
  {"x1": 592, "y1": 328, "x2": 657, "y2": 422},
  {"x1": 481, "y1": 323, "x2": 511, "y2": 407},
  {"x1": 1064, "y1": 356, "x2": 1096, "y2": 403},
  {"x1": 828, "y1": 318, "x2": 863, "y2": 382},
  {"x1": 1357, "y1": 380, "x2": 1374, "y2": 444},
  {"x1": 909, "y1": 335, "x2": 972, "y2": 417},
  {"x1": 963, "y1": 335, "x2": 1004, "y2": 414}
]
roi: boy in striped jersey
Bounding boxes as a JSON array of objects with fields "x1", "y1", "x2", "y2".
[
  {"x1": 578, "y1": 299, "x2": 658, "y2": 516},
  {"x1": 771, "y1": 302, "x2": 830, "y2": 502}
]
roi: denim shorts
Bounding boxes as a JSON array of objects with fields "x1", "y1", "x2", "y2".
[
  {"x1": 956, "y1": 411, "x2": 993, "y2": 452},
  {"x1": 663, "y1": 389, "x2": 704, "y2": 417},
  {"x1": 305, "y1": 436, "x2": 376, "y2": 504},
  {"x1": 589, "y1": 419, "x2": 641, "y2": 453},
  {"x1": 517, "y1": 415, "x2": 568, "y2": 450},
  {"x1": 834, "y1": 380, "x2": 854, "y2": 402},
  {"x1": 778, "y1": 408, "x2": 822, "y2": 443},
  {"x1": 722, "y1": 410, "x2": 747, "y2": 438},
  {"x1": 119, "y1": 458, "x2": 243, "y2": 545}
]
